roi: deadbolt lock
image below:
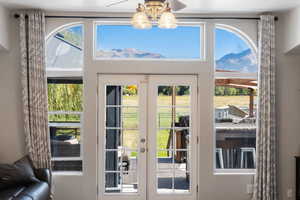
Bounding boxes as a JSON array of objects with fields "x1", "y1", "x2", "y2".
[{"x1": 140, "y1": 147, "x2": 146, "y2": 153}]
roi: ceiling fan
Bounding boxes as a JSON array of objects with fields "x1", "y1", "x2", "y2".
[{"x1": 106, "y1": 0, "x2": 186, "y2": 12}]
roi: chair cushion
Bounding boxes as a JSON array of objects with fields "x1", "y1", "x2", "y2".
[{"x1": 0, "y1": 156, "x2": 40, "y2": 190}]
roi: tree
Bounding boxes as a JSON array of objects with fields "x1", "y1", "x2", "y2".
[{"x1": 48, "y1": 83, "x2": 83, "y2": 121}]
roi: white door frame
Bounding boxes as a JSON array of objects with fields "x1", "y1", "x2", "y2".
[{"x1": 97, "y1": 74, "x2": 198, "y2": 200}]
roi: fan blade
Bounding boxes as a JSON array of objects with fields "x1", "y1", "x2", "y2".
[
  {"x1": 106, "y1": 0, "x2": 129, "y2": 7},
  {"x1": 168, "y1": 0, "x2": 186, "y2": 11}
]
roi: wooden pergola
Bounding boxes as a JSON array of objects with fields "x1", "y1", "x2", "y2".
[{"x1": 215, "y1": 70, "x2": 257, "y2": 118}]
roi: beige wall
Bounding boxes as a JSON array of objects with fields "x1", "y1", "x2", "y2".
[
  {"x1": 276, "y1": 12, "x2": 300, "y2": 200},
  {"x1": 0, "y1": 17, "x2": 25, "y2": 163},
  {"x1": 0, "y1": 8, "x2": 299, "y2": 200}
]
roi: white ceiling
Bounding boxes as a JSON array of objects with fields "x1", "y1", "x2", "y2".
[{"x1": 0, "y1": 0, "x2": 299, "y2": 13}]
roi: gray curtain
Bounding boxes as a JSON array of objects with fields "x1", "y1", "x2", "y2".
[
  {"x1": 253, "y1": 15, "x2": 277, "y2": 200},
  {"x1": 19, "y1": 10, "x2": 51, "y2": 170}
]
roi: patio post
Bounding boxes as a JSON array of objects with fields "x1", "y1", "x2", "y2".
[{"x1": 249, "y1": 88, "x2": 254, "y2": 117}]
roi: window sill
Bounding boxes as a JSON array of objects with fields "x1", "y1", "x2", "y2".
[
  {"x1": 52, "y1": 171, "x2": 83, "y2": 176},
  {"x1": 214, "y1": 169, "x2": 256, "y2": 175},
  {"x1": 51, "y1": 157, "x2": 82, "y2": 161}
]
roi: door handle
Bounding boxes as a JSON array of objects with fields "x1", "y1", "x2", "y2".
[{"x1": 140, "y1": 147, "x2": 146, "y2": 153}]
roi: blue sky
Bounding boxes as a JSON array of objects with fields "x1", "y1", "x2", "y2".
[
  {"x1": 215, "y1": 28, "x2": 249, "y2": 60},
  {"x1": 68, "y1": 25, "x2": 250, "y2": 60},
  {"x1": 96, "y1": 25, "x2": 201, "y2": 59},
  {"x1": 69, "y1": 25, "x2": 82, "y2": 35}
]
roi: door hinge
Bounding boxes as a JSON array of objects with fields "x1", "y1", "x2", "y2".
[
  {"x1": 197, "y1": 136, "x2": 199, "y2": 144},
  {"x1": 197, "y1": 86, "x2": 199, "y2": 93},
  {"x1": 97, "y1": 136, "x2": 99, "y2": 145},
  {"x1": 196, "y1": 185, "x2": 199, "y2": 193}
]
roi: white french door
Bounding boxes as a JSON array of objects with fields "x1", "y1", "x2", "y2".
[{"x1": 98, "y1": 75, "x2": 198, "y2": 200}]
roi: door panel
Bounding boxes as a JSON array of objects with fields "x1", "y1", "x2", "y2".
[
  {"x1": 148, "y1": 76, "x2": 198, "y2": 200},
  {"x1": 98, "y1": 75, "x2": 147, "y2": 200}
]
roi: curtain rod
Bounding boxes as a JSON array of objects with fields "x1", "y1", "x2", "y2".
[{"x1": 13, "y1": 14, "x2": 278, "y2": 21}]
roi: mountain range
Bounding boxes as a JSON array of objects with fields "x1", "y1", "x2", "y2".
[
  {"x1": 96, "y1": 48, "x2": 164, "y2": 59},
  {"x1": 96, "y1": 48, "x2": 257, "y2": 73},
  {"x1": 216, "y1": 49, "x2": 257, "y2": 73}
]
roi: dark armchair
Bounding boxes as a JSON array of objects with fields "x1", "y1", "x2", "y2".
[{"x1": 0, "y1": 157, "x2": 52, "y2": 200}]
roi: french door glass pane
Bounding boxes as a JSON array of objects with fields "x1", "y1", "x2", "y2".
[
  {"x1": 157, "y1": 171, "x2": 173, "y2": 193},
  {"x1": 122, "y1": 171, "x2": 138, "y2": 193},
  {"x1": 122, "y1": 85, "x2": 138, "y2": 106},
  {"x1": 105, "y1": 151, "x2": 120, "y2": 171},
  {"x1": 125, "y1": 150, "x2": 138, "y2": 170},
  {"x1": 157, "y1": 150, "x2": 174, "y2": 170},
  {"x1": 175, "y1": 108, "x2": 190, "y2": 127},
  {"x1": 106, "y1": 107, "x2": 121, "y2": 128},
  {"x1": 105, "y1": 129, "x2": 121, "y2": 149},
  {"x1": 157, "y1": 107, "x2": 172, "y2": 128},
  {"x1": 157, "y1": 86, "x2": 173, "y2": 106},
  {"x1": 174, "y1": 170, "x2": 190, "y2": 193},
  {"x1": 157, "y1": 129, "x2": 173, "y2": 150},
  {"x1": 106, "y1": 86, "x2": 121, "y2": 106},
  {"x1": 105, "y1": 172, "x2": 121, "y2": 193},
  {"x1": 176, "y1": 86, "x2": 190, "y2": 106},
  {"x1": 122, "y1": 107, "x2": 139, "y2": 129},
  {"x1": 105, "y1": 85, "x2": 139, "y2": 194},
  {"x1": 123, "y1": 130, "x2": 139, "y2": 150},
  {"x1": 174, "y1": 129, "x2": 190, "y2": 150}
]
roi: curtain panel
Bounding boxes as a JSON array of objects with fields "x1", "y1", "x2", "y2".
[
  {"x1": 253, "y1": 15, "x2": 277, "y2": 200},
  {"x1": 19, "y1": 10, "x2": 51, "y2": 170}
]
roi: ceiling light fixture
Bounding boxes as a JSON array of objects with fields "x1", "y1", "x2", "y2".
[{"x1": 131, "y1": 0, "x2": 177, "y2": 29}]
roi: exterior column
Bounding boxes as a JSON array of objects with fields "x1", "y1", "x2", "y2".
[{"x1": 249, "y1": 88, "x2": 254, "y2": 117}]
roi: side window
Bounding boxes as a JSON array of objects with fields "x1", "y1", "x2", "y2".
[
  {"x1": 214, "y1": 26, "x2": 257, "y2": 171},
  {"x1": 46, "y1": 24, "x2": 84, "y2": 172}
]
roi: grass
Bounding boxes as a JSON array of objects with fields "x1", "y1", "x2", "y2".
[
  {"x1": 124, "y1": 95, "x2": 255, "y2": 107},
  {"x1": 214, "y1": 96, "x2": 256, "y2": 108}
]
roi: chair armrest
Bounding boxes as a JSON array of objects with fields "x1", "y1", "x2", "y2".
[{"x1": 34, "y1": 168, "x2": 51, "y2": 185}]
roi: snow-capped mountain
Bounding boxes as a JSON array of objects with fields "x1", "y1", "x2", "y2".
[
  {"x1": 216, "y1": 49, "x2": 258, "y2": 73},
  {"x1": 96, "y1": 48, "x2": 164, "y2": 59}
]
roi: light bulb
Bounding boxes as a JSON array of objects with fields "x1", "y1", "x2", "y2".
[
  {"x1": 158, "y1": 11, "x2": 177, "y2": 29},
  {"x1": 131, "y1": 11, "x2": 152, "y2": 29}
]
